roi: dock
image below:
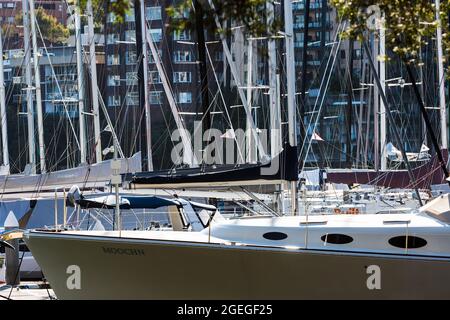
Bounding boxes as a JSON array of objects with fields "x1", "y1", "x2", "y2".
[{"x1": 0, "y1": 282, "x2": 56, "y2": 300}]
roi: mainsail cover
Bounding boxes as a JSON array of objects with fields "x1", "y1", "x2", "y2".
[
  {"x1": 0, "y1": 152, "x2": 142, "y2": 193},
  {"x1": 125, "y1": 145, "x2": 298, "y2": 188}
]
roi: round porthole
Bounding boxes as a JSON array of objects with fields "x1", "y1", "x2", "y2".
[
  {"x1": 388, "y1": 236, "x2": 427, "y2": 249},
  {"x1": 321, "y1": 234, "x2": 353, "y2": 244},
  {"x1": 263, "y1": 232, "x2": 288, "y2": 241}
]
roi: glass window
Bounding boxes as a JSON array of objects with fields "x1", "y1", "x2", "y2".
[
  {"x1": 177, "y1": 92, "x2": 192, "y2": 104},
  {"x1": 146, "y1": 6, "x2": 162, "y2": 20},
  {"x1": 125, "y1": 11, "x2": 135, "y2": 22},
  {"x1": 173, "y1": 51, "x2": 192, "y2": 63},
  {"x1": 125, "y1": 30, "x2": 136, "y2": 42},
  {"x1": 173, "y1": 30, "x2": 191, "y2": 41},
  {"x1": 108, "y1": 95, "x2": 121, "y2": 107},
  {"x1": 149, "y1": 29, "x2": 162, "y2": 42},
  {"x1": 126, "y1": 91, "x2": 139, "y2": 106},
  {"x1": 214, "y1": 51, "x2": 223, "y2": 62},
  {"x1": 107, "y1": 33, "x2": 120, "y2": 45},
  {"x1": 107, "y1": 12, "x2": 116, "y2": 23},
  {"x1": 149, "y1": 91, "x2": 162, "y2": 104},
  {"x1": 126, "y1": 71, "x2": 138, "y2": 85},
  {"x1": 149, "y1": 71, "x2": 161, "y2": 84},
  {"x1": 148, "y1": 49, "x2": 162, "y2": 63},
  {"x1": 125, "y1": 51, "x2": 137, "y2": 65},
  {"x1": 108, "y1": 74, "x2": 121, "y2": 86},
  {"x1": 107, "y1": 54, "x2": 120, "y2": 66},
  {"x1": 173, "y1": 71, "x2": 191, "y2": 83}
]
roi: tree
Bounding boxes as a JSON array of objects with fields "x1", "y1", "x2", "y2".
[
  {"x1": 76, "y1": 0, "x2": 280, "y2": 36},
  {"x1": 16, "y1": 7, "x2": 69, "y2": 44},
  {"x1": 330, "y1": 0, "x2": 450, "y2": 74}
]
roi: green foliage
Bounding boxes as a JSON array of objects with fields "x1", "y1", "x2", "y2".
[
  {"x1": 330, "y1": 0, "x2": 450, "y2": 74},
  {"x1": 167, "y1": 0, "x2": 282, "y2": 37},
  {"x1": 71, "y1": 0, "x2": 281, "y2": 36},
  {"x1": 16, "y1": 7, "x2": 69, "y2": 44},
  {"x1": 73, "y1": 0, "x2": 132, "y2": 24}
]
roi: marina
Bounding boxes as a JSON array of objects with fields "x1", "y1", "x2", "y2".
[{"x1": 0, "y1": 0, "x2": 449, "y2": 302}]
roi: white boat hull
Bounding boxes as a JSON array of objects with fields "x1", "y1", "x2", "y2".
[{"x1": 24, "y1": 231, "x2": 450, "y2": 299}]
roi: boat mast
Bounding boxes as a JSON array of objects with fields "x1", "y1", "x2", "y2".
[
  {"x1": 267, "y1": 2, "x2": 282, "y2": 157},
  {"x1": 345, "y1": 40, "x2": 354, "y2": 168},
  {"x1": 75, "y1": 1, "x2": 87, "y2": 164},
  {"x1": 379, "y1": 19, "x2": 387, "y2": 170},
  {"x1": 135, "y1": 0, "x2": 153, "y2": 171},
  {"x1": 284, "y1": 0, "x2": 299, "y2": 215},
  {"x1": 0, "y1": 29, "x2": 9, "y2": 171},
  {"x1": 145, "y1": 27, "x2": 199, "y2": 167},
  {"x1": 22, "y1": 0, "x2": 36, "y2": 174},
  {"x1": 246, "y1": 39, "x2": 256, "y2": 163},
  {"x1": 29, "y1": 0, "x2": 46, "y2": 173},
  {"x1": 299, "y1": 0, "x2": 310, "y2": 145},
  {"x1": 193, "y1": 0, "x2": 211, "y2": 136},
  {"x1": 87, "y1": 0, "x2": 102, "y2": 163},
  {"x1": 435, "y1": 0, "x2": 448, "y2": 150}
]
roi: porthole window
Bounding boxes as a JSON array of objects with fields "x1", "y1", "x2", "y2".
[
  {"x1": 388, "y1": 236, "x2": 427, "y2": 249},
  {"x1": 321, "y1": 233, "x2": 353, "y2": 244},
  {"x1": 263, "y1": 232, "x2": 288, "y2": 241}
]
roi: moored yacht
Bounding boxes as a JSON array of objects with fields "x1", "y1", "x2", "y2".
[{"x1": 23, "y1": 194, "x2": 450, "y2": 299}]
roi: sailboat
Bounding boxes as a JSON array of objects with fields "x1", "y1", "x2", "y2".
[{"x1": 19, "y1": 0, "x2": 450, "y2": 300}]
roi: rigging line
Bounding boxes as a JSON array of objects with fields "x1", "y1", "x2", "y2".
[
  {"x1": 300, "y1": 35, "x2": 342, "y2": 171},
  {"x1": 144, "y1": 19, "x2": 183, "y2": 118},
  {"x1": 298, "y1": 21, "x2": 344, "y2": 168},
  {"x1": 113, "y1": 52, "x2": 144, "y2": 156},
  {"x1": 34, "y1": 20, "x2": 81, "y2": 150},
  {"x1": 206, "y1": 46, "x2": 243, "y2": 149},
  {"x1": 297, "y1": 20, "x2": 343, "y2": 160}
]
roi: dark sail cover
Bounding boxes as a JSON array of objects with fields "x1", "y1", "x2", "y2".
[
  {"x1": 327, "y1": 149, "x2": 448, "y2": 189},
  {"x1": 125, "y1": 144, "x2": 298, "y2": 187}
]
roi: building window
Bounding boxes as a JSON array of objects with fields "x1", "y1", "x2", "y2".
[
  {"x1": 149, "y1": 71, "x2": 161, "y2": 84},
  {"x1": 125, "y1": 11, "x2": 135, "y2": 22},
  {"x1": 107, "y1": 12, "x2": 116, "y2": 23},
  {"x1": 107, "y1": 33, "x2": 120, "y2": 45},
  {"x1": 214, "y1": 51, "x2": 223, "y2": 62},
  {"x1": 108, "y1": 95, "x2": 121, "y2": 107},
  {"x1": 146, "y1": 6, "x2": 162, "y2": 20},
  {"x1": 107, "y1": 54, "x2": 120, "y2": 66},
  {"x1": 173, "y1": 30, "x2": 191, "y2": 41},
  {"x1": 149, "y1": 49, "x2": 162, "y2": 63},
  {"x1": 108, "y1": 74, "x2": 121, "y2": 86},
  {"x1": 149, "y1": 28, "x2": 162, "y2": 42},
  {"x1": 149, "y1": 91, "x2": 162, "y2": 104},
  {"x1": 126, "y1": 71, "x2": 138, "y2": 85},
  {"x1": 125, "y1": 30, "x2": 136, "y2": 42},
  {"x1": 126, "y1": 91, "x2": 139, "y2": 106},
  {"x1": 125, "y1": 51, "x2": 137, "y2": 65},
  {"x1": 173, "y1": 51, "x2": 192, "y2": 63},
  {"x1": 177, "y1": 92, "x2": 192, "y2": 104},
  {"x1": 173, "y1": 71, "x2": 191, "y2": 83}
]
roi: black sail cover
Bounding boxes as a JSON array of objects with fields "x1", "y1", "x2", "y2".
[{"x1": 125, "y1": 144, "x2": 298, "y2": 187}]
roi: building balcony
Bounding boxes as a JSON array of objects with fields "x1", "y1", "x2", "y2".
[
  {"x1": 293, "y1": 21, "x2": 332, "y2": 30},
  {"x1": 293, "y1": 2, "x2": 324, "y2": 10}
]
